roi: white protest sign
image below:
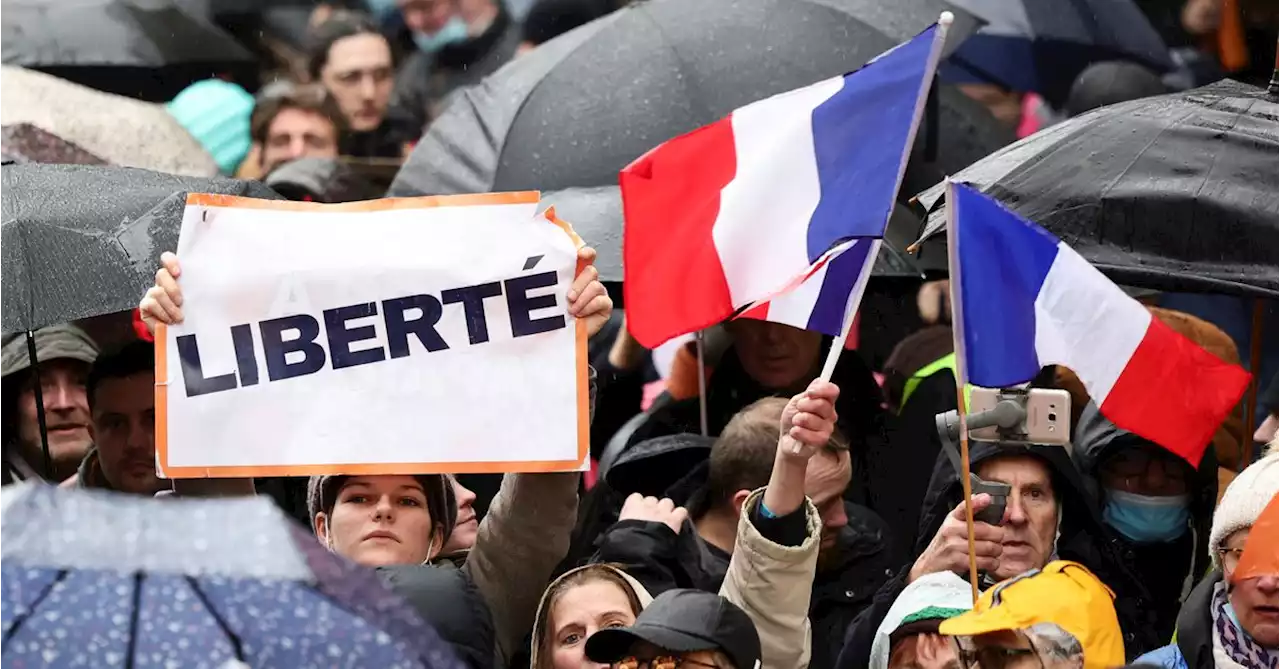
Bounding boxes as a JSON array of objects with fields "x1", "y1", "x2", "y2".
[{"x1": 156, "y1": 192, "x2": 589, "y2": 477}]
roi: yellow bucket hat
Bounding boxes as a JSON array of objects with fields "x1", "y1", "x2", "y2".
[{"x1": 939, "y1": 561, "x2": 1125, "y2": 669}]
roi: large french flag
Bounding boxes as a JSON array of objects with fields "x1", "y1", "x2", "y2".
[
  {"x1": 946, "y1": 182, "x2": 1250, "y2": 464},
  {"x1": 621, "y1": 23, "x2": 947, "y2": 349}
]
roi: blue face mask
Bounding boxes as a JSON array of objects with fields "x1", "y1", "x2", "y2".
[
  {"x1": 1103, "y1": 489, "x2": 1190, "y2": 544},
  {"x1": 362, "y1": 0, "x2": 398, "y2": 23},
  {"x1": 412, "y1": 16, "x2": 469, "y2": 54}
]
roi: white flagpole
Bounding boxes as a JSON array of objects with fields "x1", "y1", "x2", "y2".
[{"x1": 817, "y1": 11, "x2": 955, "y2": 384}]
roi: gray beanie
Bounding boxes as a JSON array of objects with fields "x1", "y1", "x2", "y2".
[
  {"x1": 1, "y1": 324, "x2": 99, "y2": 379},
  {"x1": 306, "y1": 473, "x2": 458, "y2": 549},
  {"x1": 1210, "y1": 452, "x2": 1279, "y2": 570}
]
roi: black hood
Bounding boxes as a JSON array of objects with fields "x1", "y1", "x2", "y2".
[{"x1": 1072, "y1": 400, "x2": 1217, "y2": 579}]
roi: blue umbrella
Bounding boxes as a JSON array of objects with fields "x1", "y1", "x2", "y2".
[
  {"x1": 1, "y1": 484, "x2": 467, "y2": 669},
  {"x1": 942, "y1": 0, "x2": 1175, "y2": 106}
]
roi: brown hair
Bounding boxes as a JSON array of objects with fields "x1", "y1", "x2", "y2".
[
  {"x1": 536, "y1": 565, "x2": 644, "y2": 669},
  {"x1": 706, "y1": 397, "x2": 848, "y2": 510},
  {"x1": 249, "y1": 83, "x2": 346, "y2": 145}
]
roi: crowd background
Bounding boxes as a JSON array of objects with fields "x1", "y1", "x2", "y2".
[{"x1": 1, "y1": 0, "x2": 1279, "y2": 668}]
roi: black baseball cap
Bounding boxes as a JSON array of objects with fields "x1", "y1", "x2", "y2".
[{"x1": 585, "y1": 589, "x2": 761, "y2": 669}]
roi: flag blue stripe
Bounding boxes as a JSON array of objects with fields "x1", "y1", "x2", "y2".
[
  {"x1": 954, "y1": 184, "x2": 1061, "y2": 387},
  {"x1": 804, "y1": 25, "x2": 939, "y2": 261},
  {"x1": 806, "y1": 240, "x2": 874, "y2": 336}
]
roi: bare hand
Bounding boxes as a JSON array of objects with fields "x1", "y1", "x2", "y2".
[
  {"x1": 908, "y1": 494, "x2": 1005, "y2": 583},
  {"x1": 778, "y1": 379, "x2": 840, "y2": 459},
  {"x1": 138, "y1": 252, "x2": 183, "y2": 335},
  {"x1": 568, "y1": 246, "x2": 613, "y2": 339},
  {"x1": 618, "y1": 493, "x2": 688, "y2": 536}
]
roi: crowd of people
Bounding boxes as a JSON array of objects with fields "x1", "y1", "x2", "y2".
[{"x1": 2, "y1": 0, "x2": 1279, "y2": 667}]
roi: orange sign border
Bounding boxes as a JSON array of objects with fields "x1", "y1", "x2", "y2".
[{"x1": 155, "y1": 192, "x2": 590, "y2": 478}]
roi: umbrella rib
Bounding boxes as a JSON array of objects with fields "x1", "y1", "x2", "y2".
[
  {"x1": 184, "y1": 576, "x2": 246, "y2": 661},
  {"x1": 125, "y1": 572, "x2": 143, "y2": 669},
  {"x1": 1, "y1": 568, "x2": 69, "y2": 644}
]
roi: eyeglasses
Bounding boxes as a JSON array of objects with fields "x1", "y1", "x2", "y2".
[
  {"x1": 614, "y1": 656, "x2": 720, "y2": 669},
  {"x1": 958, "y1": 644, "x2": 1044, "y2": 669},
  {"x1": 1219, "y1": 546, "x2": 1246, "y2": 572}
]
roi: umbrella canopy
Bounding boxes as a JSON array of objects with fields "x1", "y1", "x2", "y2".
[
  {"x1": 1, "y1": 123, "x2": 107, "y2": 165},
  {"x1": 911, "y1": 79, "x2": 1278, "y2": 297},
  {"x1": 1, "y1": 66, "x2": 219, "y2": 176},
  {"x1": 1, "y1": 483, "x2": 466, "y2": 668},
  {"x1": 942, "y1": 0, "x2": 1174, "y2": 106},
  {"x1": 1, "y1": 0, "x2": 257, "y2": 102},
  {"x1": 1, "y1": 163, "x2": 282, "y2": 333},
  {"x1": 388, "y1": 0, "x2": 1014, "y2": 281}
]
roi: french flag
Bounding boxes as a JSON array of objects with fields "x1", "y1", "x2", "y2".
[
  {"x1": 620, "y1": 22, "x2": 948, "y2": 349},
  {"x1": 738, "y1": 238, "x2": 881, "y2": 337},
  {"x1": 946, "y1": 182, "x2": 1250, "y2": 464}
]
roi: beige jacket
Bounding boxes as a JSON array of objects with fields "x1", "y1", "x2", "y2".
[
  {"x1": 719, "y1": 488, "x2": 821, "y2": 669},
  {"x1": 460, "y1": 368, "x2": 595, "y2": 665}
]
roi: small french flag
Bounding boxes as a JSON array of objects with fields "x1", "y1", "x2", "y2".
[
  {"x1": 946, "y1": 182, "x2": 1250, "y2": 464},
  {"x1": 738, "y1": 238, "x2": 881, "y2": 337},
  {"x1": 620, "y1": 21, "x2": 948, "y2": 349}
]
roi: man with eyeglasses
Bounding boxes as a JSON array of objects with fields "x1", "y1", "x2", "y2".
[
  {"x1": 1072, "y1": 401, "x2": 1219, "y2": 645},
  {"x1": 938, "y1": 561, "x2": 1124, "y2": 669}
]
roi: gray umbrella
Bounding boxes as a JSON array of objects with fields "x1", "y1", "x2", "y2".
[{"x1": 389, "y1": 0, "x2": 1013, "y2": 281}]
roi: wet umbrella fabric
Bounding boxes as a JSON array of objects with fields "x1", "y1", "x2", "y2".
[
  {"x1": 1, "y1": 124, "x2": 107, "y2": 165},
  {"x1": 1, "y1": 66, "x2": 219, "y2": 177},
  {"x1": 1, "y1": 0, "x2": 256, "y2": 102},
  {"x1": 0, "y1": 483, "x2": 466, "y2": 669},
  {"x1": 942, "y1": 0, "x2": 1174, "y2": 106},
  {"x1": 1, "y1": 163, "x2": 282, "y2": 333},
  {"x1": 388, "y1": 0, "x2": 1013, "y2": 281},
  {"x1": 912, "y1": 79, "x2": 1278, "y2": 297}
]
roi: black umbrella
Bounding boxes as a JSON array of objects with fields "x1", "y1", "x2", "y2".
[
  {"x1": 911, "y1": 79, "x2": 1278, "y2": 297},
  {"x1": 2, "y1": 162, "x2": 283, "y2": 334},
  {"x1": 1, "y1": 123, "x2": 108, "y2": 165},
  {"x1": 388, "y1": 0, "x2": 1014, "y2": 281},
  {"x1": 1, "y1": 0, "x2": 257, "y2": 101},
  {"x1": 941, "y1": 0, "x2": 1174, "y2": 106}
]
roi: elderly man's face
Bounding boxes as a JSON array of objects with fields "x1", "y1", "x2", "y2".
[
  {"x1": 977, "y1": 455, "x2": 1059, "y2": 580},
  {"x1": 889, "y1": 633, "x2": 961, "y2": 669}
]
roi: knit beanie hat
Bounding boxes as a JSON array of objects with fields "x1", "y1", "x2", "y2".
[
  {"x1": 1210, "y1": 452, "x2": 1279, "y2": 570},
  {"x1": 306, "y1": 474, "x2": 458, "y2": 550},
  {"x1": 166, "y1": 79, "x2": 254, "y2": 175}
]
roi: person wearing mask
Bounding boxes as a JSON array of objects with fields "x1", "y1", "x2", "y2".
[
  {"x1": 139, "y1": 245, "x2": 613, "y2": 669},
  {"x1": 0, "y1": 325, "x2": 98, "y2": 484},
  {"x1": 308, "y1": 11, "x2": 412, "y2": 158},
  {"x1": 584, "y1": 589, "x2": 761, "y2": 669},
  {"x1": 838, "y1": 437, "x2": 1163, "y2": 668},
  {"x1": 1137, "y1": 448, "x2": 1279, "y2": 669},
  {"x1": 869, "y1": 571, "x2": 970, "y2": 669},
  {"x1": 939, "y1": 561, "x2": 1126, "y2": 669},
  {"x1": 60, "y1": 341, "x2": 165, "y2": 495},
  {"x1": 388, "y1": 0, "x2": 521, "y2": 135},
  {"x1": 1072, "y1": 400, "x2": 1217, "y2": 643},
  {"x1": 249, "y1": 84, "x2": 345, "y2": 176}
]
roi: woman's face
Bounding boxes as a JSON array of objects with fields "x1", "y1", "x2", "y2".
[
  {"x1": 315, "y1": 475, "x2": 438, "y2": 567},
  {"x1": 1223, "y1": 528, "x2": 1280, "y2": 647},
  {"x1": 549, "y1": 580, "x2": 638, "y2": 669}
]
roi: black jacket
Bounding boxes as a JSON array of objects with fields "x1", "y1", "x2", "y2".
[
  {"x1": 377, "y1": 564, "x2": 495, "y2": 669},
  {"x1": 836, "y1": 440, "x2": 1163, "y2": 669},
  {"x1": 1072, "y1": 401, "x2": 1217, "y2": 644}
]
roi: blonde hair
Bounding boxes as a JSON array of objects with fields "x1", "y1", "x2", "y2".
[{"x1": 536, "y1": 564, "x2": 644, "y2": 669}]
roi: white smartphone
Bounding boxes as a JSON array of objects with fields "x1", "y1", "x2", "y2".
[{"x1": 967, "y1": 387, "x2": 1071, "y2": 446}]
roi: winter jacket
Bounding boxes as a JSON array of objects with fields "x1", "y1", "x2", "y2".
[
  {"x1": 378, "y1": 563, "x2": 496, "y2": 669},
  {"x1": 387, "y1": 8, "x2": 521, "y2": 139},
  {"x1": 1134, "y1": 572, "x2": 1219, "y2": 669},
  {"x1": 721, "y1": 488, "x2": 821, "y2": 669},
  {"x1": 836, "y1": 440, "x2": 1160, "y2": 669},
  {"x1": 1072, "y1": 401, "x2": 1217, "y2": 643}
]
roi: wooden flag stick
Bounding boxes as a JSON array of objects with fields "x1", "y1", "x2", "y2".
[{"x1": 956, "y1": 384, "x2": 981, "y2": 603}]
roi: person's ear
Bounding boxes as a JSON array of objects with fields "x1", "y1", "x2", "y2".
[
  {"x1": 731, "y1": 489, "x2": 752, "y2": 517},
  {"x1": 313, "y1": 512, "x2": 329, "y2": 543}
]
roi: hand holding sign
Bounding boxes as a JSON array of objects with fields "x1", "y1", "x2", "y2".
[{"x1": 141, "y1": 248, "x2": 614, "y2": 339}]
